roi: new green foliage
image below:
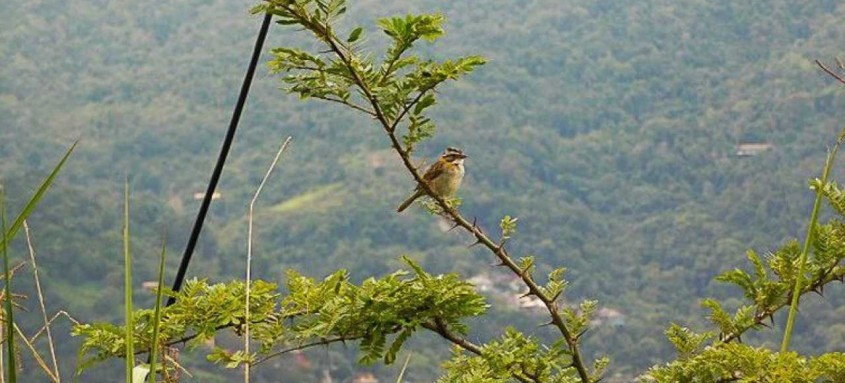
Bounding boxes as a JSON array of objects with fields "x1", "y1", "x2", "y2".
[
  {"x1": 644, "y1": 128, "x2": 845, "y2": 381},
  {"x1": 74, "y1": 257, "x2": 487, "y2": 372}
]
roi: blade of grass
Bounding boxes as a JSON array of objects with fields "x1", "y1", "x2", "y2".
[
  {"x1": 147, "y1": 234, "x2": 167, "y2": 383},
  {"x1": 395, "y1": 352, "x2": 412, "y2": 383},
  {"x1": 781, "y1": 129, "x2": 845, "y2": 352},
  {"x1": 0, "y1": 141, "x2": 77, "y2": 250},
  {"x1": 124, "y1": 179, "x2": 134, "y2": 383},
  {"x1": 245, "y1": 136, "x2": 292, "y2": 383},
  {"x1": 1, "y1": 189, "x2": 17, "y2": 382}
]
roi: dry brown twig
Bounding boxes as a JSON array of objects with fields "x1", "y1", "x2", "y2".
[
  {"x1": 23, "y1": 221, "x2": 60, "y2": 381},
  {"x1": 816, "y1": 59, "x2": 845, "y2": 85},
  {"x1": 245, "y1": 136, "x2": 292, "y2": 383}
]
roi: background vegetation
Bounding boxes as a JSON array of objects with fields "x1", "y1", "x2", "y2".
[{"x1": 4, "y1": 0, "x2": 845, "y2": 381}]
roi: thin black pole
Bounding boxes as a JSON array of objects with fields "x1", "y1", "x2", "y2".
[{"x1": 166, "y1": 12, "x2": 273, "y2": 306}]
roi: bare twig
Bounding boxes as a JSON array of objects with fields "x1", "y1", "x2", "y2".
[
  {"x1": 389, "y1": 87, "x2": 437, "y2": 133},
  {"x1": 394, "y1": 352, "x2": 412, "y2": 383},
  {"x1": 421, "y1": 320, "x2": 533, "y2": 383},
  {"x1": 163, "y1": 350, "x2": 193, "y2": 378},
  {"x1": 12, "y1": 323, "x2": 58, "y2": 382},
  {"x1": 252, "y1": 335, "x2": 364, "y2": 367},
  {"x1": 816, "y1": 59, "x2": 845, "y2": 85},
  {"x1": 28, "y1": 311, "x2": 80, "y2": 342},
  {"x1": 312, "y1": 95, "x2": 376, "y2": 116},
  {"x1": 23, "y1": 221, "x2": 60, "y2": 381},
  {"x1": 245, "y1": 136, "x2": 292, "y2": 382}
]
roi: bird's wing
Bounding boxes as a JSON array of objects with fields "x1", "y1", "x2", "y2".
[{"x1": 422, "y1": 162, "x2": 445, "y2": 182}]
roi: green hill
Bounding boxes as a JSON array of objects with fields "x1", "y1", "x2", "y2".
[{"x1": 3, "y1": 0, "x2": 845, "y2": 381}]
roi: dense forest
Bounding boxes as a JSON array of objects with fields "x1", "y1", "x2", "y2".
[{"x1": 3, "y1": 0, "x2": 845, "y2": 381}]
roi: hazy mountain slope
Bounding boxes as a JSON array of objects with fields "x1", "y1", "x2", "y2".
[{"x1": 3, "y1": 0, "x2": 845, "y2": 380}]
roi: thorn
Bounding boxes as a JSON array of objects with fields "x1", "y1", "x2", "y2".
[
  {"x1": 492, "y1": 261, "x2": 507, "y2": 267},
  {"x1": 519, "y1": 291, "x2": 535, "y2": 299},
  {"x1": 737, "y1": 335, "x2": 742, "y2": 344},
  {"x1": 552, "y1": 290, "x2": 563, "y2": 302},
  {"x1": 539, "y1": 320, "x2": 555, "y2": 328},
  {"x1": 471, "y1": 216, "x2": 478, "y2": 230},
  {"x1": 468, "y1": 239, "x2": 483, "y2": 248},
  {"x1": 447, "y1": 221, "x2": 460, "y2": 232},
  {"x1": 575, "y1": 329, "x2": 588, "y2": 340}
]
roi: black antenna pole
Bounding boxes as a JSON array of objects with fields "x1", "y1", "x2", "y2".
[{"x1": 166, "y1": 12, "x2": 273, "y2": 306}]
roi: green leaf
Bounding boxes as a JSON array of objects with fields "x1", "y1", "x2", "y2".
[
  {"x1": 499, "y1": 215, "x2": 519, "y2": 240},
  {"x1": 412, "y1": 93, "x2": 436, "y2": 115},
  {"x1": 1, "y1": 141, "x2": 77, "y2": 250},
  {"x1": 347, "y1": 27, "x2": 363, "y2": 43}
]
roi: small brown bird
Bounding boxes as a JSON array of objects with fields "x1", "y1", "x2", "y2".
[{"x1": 397, "y1": 147, "x2": 467, "y2": 212}]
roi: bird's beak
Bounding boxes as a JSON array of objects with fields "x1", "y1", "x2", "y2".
[{"x1": 459, "y1": 153, "x2": 468, "y2": 159}]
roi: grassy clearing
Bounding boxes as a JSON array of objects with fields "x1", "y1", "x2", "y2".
[{"x1": 270, "y1": 183, "x2": 345, "y2": 215}]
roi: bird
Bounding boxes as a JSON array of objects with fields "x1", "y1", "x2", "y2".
[{"x1": 397, "y1": 147, "x2": 468, "y2": 212}]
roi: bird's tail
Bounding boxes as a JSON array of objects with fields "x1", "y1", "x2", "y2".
[{"x1": 396, "y1": 190, "x2": 425, "y2": 212}]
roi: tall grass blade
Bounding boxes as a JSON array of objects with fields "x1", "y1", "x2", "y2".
[
  {"x1": 394, "y1": 352, "x2": 412, "y2": 383},
  {"x1": 123, "y1": 180, "x2": 134, "y2": 383},
  {"x1": 1, "y1": 190, "x2": 17, "y2": 382},
  {"x1": 245, "y1": 136, "x2": 291, "y2": 383},
  {"x1": 0, "y1": 141, "x2": 77, "y2": 250},
  {"x1": 148, "y1": 234, "x2": 167, "y2": 383},
  {"x1": 781, "y1": 129, "x2": 845, "y2": 352}
]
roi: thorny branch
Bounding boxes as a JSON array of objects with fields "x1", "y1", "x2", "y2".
[
  {"x1": 253, "y1": 335, "x2": 364, "y2": 367},
  {"x1": 270, "y1": 4, "x2": 593, "y2": 382},
  {"x1": 421, "y1": 320, "x2": 534, "y2": 383}
]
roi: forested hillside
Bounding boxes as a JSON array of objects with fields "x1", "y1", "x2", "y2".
[{"x1": 3, "y1": 0, "x2": 845, "y2": 381}]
